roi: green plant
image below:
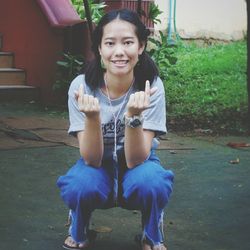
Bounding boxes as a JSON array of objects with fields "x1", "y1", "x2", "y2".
[
  {"x1": 148, "y1": 2, "x2": 163, "y2": 24},
  {"x1": 147, "y1": 31, "x2": 178, "y2": 81},
  {"x1": 53, "y1": 53, "x2": 84, "y2": 92},
  {"x1": 71, "y1": 0, "x2": 106, "y2": 24}
]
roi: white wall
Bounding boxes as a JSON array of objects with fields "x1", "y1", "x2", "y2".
[{"x1": 154, "y1": 0, "x2": 247, "y2": 40}]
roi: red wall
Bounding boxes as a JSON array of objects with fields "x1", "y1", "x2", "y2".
[{"x1": 0, "y1": 0, "x2": 66, "y2": 103}]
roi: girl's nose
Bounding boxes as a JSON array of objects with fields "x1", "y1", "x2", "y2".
[{"x1": 114, "y1": 44, "x2": 124, "y2": 56}]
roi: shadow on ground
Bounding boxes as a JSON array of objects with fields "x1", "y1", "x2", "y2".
[{"x1": 0, "y1": 103, "x2": 250, "y2": 250}]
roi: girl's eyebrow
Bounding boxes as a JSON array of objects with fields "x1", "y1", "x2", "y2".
[{"x1": 103, "y1": 36, "x2": 136, "y2": 40}]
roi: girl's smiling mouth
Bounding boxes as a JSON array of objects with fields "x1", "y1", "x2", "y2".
[{"x1": 111, "y1": 60, "x2": 129, "y2": 65}]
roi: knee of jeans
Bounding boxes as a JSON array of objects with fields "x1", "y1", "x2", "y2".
[
  {"x1": 59, "y1": 169, "x2": 111, "y2": 209},
  {"x1": 123, "y1": 162, "x2": 174, "y2": 204},
  {"x1": 62, "y1": 180, "x2": 109, "y2": 209},
  {"x1": 139, "y1": 179, "x2": 173, "y2": 209}
]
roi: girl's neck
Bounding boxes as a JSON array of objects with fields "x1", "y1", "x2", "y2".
[{"x1": 104, "y1": 73, "x2": 134, "y2": 99}]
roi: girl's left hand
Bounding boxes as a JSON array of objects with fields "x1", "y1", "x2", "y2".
[{"x1": 126, "y1": 80, "x2": 157, "y2": 116}]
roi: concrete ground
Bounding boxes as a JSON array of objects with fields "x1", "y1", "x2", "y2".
[{"x1": 0, "y1": 102, "x2": 250, "y2": 250}]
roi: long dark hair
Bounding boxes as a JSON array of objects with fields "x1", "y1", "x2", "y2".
[{"x1": 84, "y1": 8, "x2": 158, "y2": 90}]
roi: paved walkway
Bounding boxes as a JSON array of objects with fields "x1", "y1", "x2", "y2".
[{"x1": 0, "y1": 103, "x2": 250, "y2": 250}]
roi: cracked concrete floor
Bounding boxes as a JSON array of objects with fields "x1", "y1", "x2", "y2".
[{"x1": 0, "y1": 103, "x2": 250, "y2": 250}]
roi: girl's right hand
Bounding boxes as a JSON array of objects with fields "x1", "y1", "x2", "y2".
[{"x1": 75, "y1": 84, "x2": 100, "y2": 118}]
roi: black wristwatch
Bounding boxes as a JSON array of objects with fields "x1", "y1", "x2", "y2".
[{"x1": 124, "y1": 114, "x2": 144, "y2": 128}]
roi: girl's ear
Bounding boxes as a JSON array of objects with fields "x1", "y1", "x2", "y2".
[
  {"x1": 138, "y1": 42, "x2": 145, "y2": 55},
  {"x1": 98, "y1": 46, "x2": 102, "y2": 56}
]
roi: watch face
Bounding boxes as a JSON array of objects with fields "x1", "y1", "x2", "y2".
[{"x1": 131, "y1": 118, "x2": 142, "y2": 128}]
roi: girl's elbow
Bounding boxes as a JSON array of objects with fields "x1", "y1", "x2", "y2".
[
  {"x1": 127, "y1": 162, "x2": 135, "y2": 169},
  {"x1": 80, "y1": 151, "x2": 102, "y2": 167},
  {"x1": 126, "y1": 154, "x2": 149, "y2": 169},
  {"x1": 126, "y1": 157, "x2": 146, "y2": 169},
  {"x1": 84, "y1": 158, "x2": 102, "y2": 168}
]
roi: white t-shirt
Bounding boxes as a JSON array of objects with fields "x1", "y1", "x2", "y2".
[{"x1": 68, "y1": 74, "x2": 167, "y2": 158}]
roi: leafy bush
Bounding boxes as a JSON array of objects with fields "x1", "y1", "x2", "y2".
[
  {"x1": 164, "y1": 41, "x2": 247, "y2": 134},
  {"x1": 147, "y1": 31, "x2": 178, "y2": 81},
  {"x1": 53, "y1": 53, "x2": 84, "y2": 92},
  {"x1": 148, "y1": 2, "x2": 163, "y2": 24},
  {"x1": 71, "y1": 0, "x2": 106, "y2": 24}
]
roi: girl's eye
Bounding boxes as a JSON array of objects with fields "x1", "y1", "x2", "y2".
[
  {"x1": 125, "y1": 41, "x2": 133, "y2": 45},
  {"x1": 105, "y1": 42, "x2": 114, "y2": 46}
]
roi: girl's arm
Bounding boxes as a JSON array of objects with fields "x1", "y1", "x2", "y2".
[
  {"x1": 124, "y1": 80, "x2": 157, "y2": 168},
  {"x1": 76, "y1": 84, "x2": 104, "y2": 167},
  {"x1": 124, "y1": 126, "x2": 154, "y2": 168}
]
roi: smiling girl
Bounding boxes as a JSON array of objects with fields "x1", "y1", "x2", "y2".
[{"x1": 57, "y1": 8, "x2": 174, "y2": 250}]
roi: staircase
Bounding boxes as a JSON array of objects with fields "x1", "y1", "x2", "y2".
[{"x1": 0, "y1": 33, "x2": 40, "y2": 102}]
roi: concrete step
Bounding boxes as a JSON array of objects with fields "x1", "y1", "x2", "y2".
[
  {"x1": 0, "y1": 68, "x2": 26, "y2": 85},
  {"x1": 0, "y1": 85, "x2": 40, "y2": 102},
  {"x1": 0, "y1": 52, "x2": 14, "y2": 68}
]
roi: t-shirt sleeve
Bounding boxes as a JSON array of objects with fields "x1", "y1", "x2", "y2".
[
  {"x1": 68, "y1": 75, "x2": 86, "y2": 136},
  {"x1": 142, "y1": 77, "x2": 167, "y2": 136}
]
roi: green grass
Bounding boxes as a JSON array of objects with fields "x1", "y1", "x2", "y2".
[{"x1": 164, "y1": 40, "x2": 248, "y2": 134}]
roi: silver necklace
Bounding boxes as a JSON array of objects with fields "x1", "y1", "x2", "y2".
[{"x1": 104, "y1": 75, "x2": 134, "y2": 162}]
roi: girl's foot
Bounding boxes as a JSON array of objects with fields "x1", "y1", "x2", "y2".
[
  {"x1": 63, "y1": 236, "x2": 89, "y2": 249},
  {"x1": 142, "y1": 242, "x2": 167, "y2": 250}
]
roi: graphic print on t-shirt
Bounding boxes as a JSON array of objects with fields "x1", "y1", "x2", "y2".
[{"x1": 102, "y1": 118, "x2": 125, "y2": 147}]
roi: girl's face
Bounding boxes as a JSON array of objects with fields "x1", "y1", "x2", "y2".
[{"x1": 99, "y1": 19, "x2": 145, "y2": 78}]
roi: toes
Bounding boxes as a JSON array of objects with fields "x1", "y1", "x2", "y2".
[
  {"x1": 142, "y1": 242, "x2": 152, "y2": 250},
  {"x1": 152, "y1": 244, "x2": 167, "y2": 250},
  {"x1": 64, "y1": 235, "x2": 90, "y2": 249},
  {"x1": 65, "y1": 236, "x2": 78, "y2": 247},
  {"x1": 78, "y1": 242, "x2": 85, "y2": 248}
]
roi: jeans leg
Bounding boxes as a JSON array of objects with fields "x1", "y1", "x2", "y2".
[
  {"x1": 57, "y1": 158, "x2": 112, "y2": 243},
  {"x1": 122, "y1": 159, "x2": 174, "y2": 245}
]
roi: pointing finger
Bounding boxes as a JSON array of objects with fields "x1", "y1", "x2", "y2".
[{"x1": 145, "y1": 80, "x2": 150, "y2": 96}]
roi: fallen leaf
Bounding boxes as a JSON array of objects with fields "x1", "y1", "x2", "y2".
[
  {"x1": 229, "y1": 158, "x2": 240, "y2": 164},
  {"x1": 227, "y1": 142, "x2": 250, "y2": 148},
  {"x1": 194, "y1": 128, "x2": 213, "y2": 134},
  {"x1": 170, "y1": 150, "x2": 177, "y2": 154},
  {"x1": 93, "y1": 226, "x2": 112, "y2": 233}
]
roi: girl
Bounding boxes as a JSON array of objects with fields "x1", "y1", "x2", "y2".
[{"x1": 57, "y1": 8, "x2": 174, "y2": 250}]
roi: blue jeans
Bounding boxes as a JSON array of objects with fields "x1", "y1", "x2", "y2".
[{"x1": 57, "y1": 151, "x2": 174, "y2": 246}]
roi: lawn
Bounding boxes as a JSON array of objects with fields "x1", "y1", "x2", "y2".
[{"x1": 163, "y1": 40, "x2": 247, "y2": 134}]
